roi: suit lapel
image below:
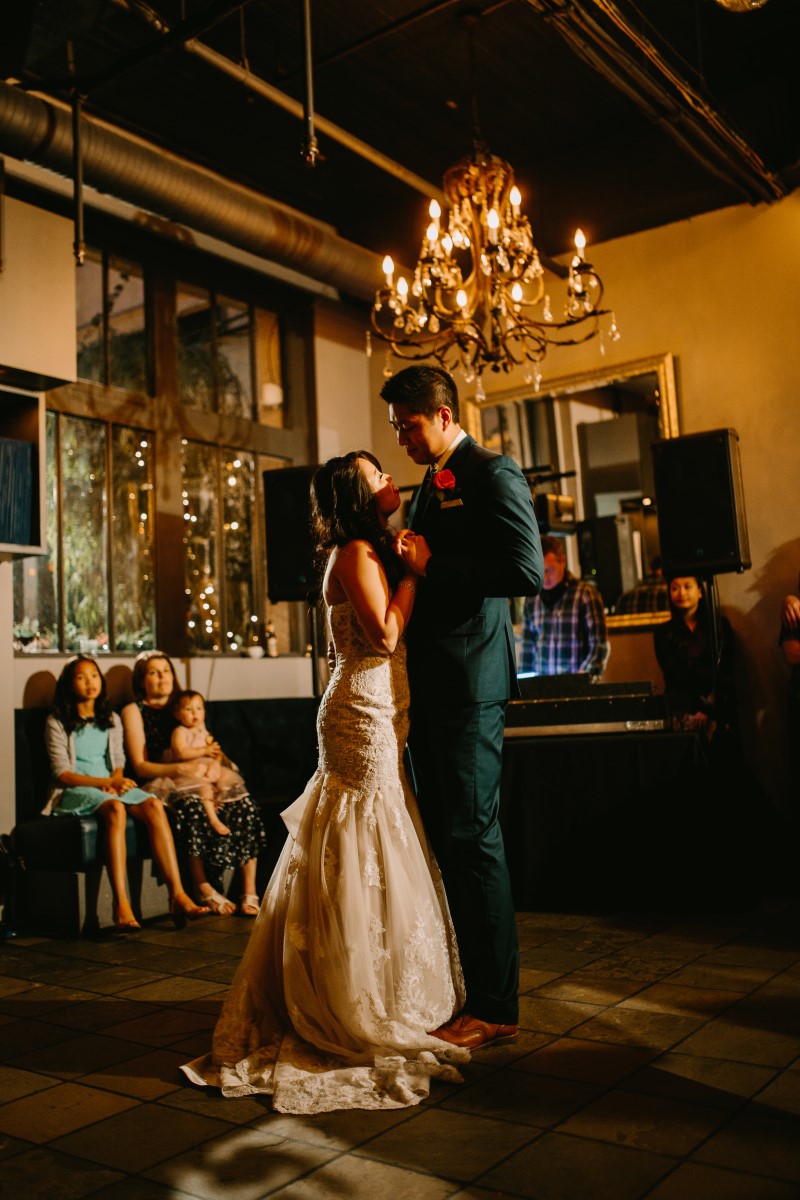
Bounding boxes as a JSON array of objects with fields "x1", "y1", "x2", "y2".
[{"x1": 408, "y1": 466, "x2": 433, "y2": 531}]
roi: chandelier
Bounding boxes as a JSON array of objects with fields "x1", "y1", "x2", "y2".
[
  {"x1": 713, "y1": 0, "x2": 768, "y2": 9},
  {"x1": 369, "y1": 141, "x2": 619, "y2": 397}
]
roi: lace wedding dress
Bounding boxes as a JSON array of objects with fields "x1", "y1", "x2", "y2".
[{"x1": 182, "y1": 601, "x2": 467, "y2": 1113}]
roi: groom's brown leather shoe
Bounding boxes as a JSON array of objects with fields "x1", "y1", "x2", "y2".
[{"x1": 431, "y1": 1014, "x2": 519, "y2": 1049}]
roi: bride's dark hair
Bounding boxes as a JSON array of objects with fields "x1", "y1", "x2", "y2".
[{"x1": 310, "y1": 450, "x2": 402, "y2": 589}]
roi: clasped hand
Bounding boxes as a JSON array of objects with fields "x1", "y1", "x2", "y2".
[{"x1": 394, "y1": 529, "x2": 431, "y2": 577}]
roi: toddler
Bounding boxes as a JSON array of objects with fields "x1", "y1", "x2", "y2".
[{"x1": 168, "y1": 690, "x2": 247, "y2": 836}]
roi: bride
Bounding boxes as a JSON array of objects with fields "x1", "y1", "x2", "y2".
[{"x1": 182, "y1": 450, "x2": 467, "y2": 1113}]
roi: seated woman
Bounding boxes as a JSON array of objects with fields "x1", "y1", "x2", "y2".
[
  {"x1": 653, "y1": 574, "x2": 736, "y2": 741},
  {"x1": 44, "y1": 654, "x2": 207, "y2": 931},
  {"x1": 121, "y1": 650, "x2": 266, "y2": 917}
]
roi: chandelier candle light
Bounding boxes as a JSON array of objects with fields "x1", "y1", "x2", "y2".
[{"x1": 369, "y1": 146, "x2": 619, "y2": 396}]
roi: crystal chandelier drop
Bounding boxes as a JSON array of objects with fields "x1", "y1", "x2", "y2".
[{"x1": 369, "y1": 142, "x2": 619, "y2": 396}]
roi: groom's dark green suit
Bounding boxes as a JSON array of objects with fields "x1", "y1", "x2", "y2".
[{"x1": 406, "y1": 434, "x2": 542, "y2": 1023}]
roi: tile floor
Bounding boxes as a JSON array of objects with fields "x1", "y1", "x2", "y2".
[{"x1": 0, "y1": 896, "x2": 799, "y2": 1199}]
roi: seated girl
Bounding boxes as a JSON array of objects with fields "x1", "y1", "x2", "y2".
[{"x1": 44, "y1": 655, "x2": 208, "y2": 932}]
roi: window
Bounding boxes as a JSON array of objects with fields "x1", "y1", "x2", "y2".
[
  {"x1": 182, "y1": 442, "x2": 260, "y2": 654},
  {"x1": 177, "y1": 285, "x2": 285, "y2": 427},
  {"x1": 14, "y1": 231, "x2": 314, "y2": 657},
  {"x1": 77, "y1": 250, "x2": 148, "y2": 393},
  {"x1": 13, "y1": 415, "x2": 156, "y2": 654},
  {"x1": 177, "y1": 285, "x2": 254, "y2": 419}
]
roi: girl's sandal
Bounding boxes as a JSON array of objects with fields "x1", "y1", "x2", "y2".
[
  {"x1": 198, "y1": 888, "x2": 236, "y2": 915},
  {"x1": 239, "y1": 894, "x2": 260, "y2": 917}
]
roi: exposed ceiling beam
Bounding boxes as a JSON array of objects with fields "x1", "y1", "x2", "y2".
[{"x1": 525, "y1": 0, "x2": 789, "y2": 205}]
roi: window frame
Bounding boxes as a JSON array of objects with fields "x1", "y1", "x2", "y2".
[{"x1": 36, "y1": 212, "x2": 318, "y2": 658}]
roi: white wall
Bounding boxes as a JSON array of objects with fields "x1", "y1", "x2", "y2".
[
  {"x1": 370, "y1": 194, "x2": 800, "y2": 809},
  {"x1": 0, "y1": 197, "x2": 76, "y2": 384},
  {"x1": 314, "y1": 299, "x2": 373, "y2": 461}
]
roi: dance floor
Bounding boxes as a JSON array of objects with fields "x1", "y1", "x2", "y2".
[{"x1": 1, "y1": 898, "x2": 799, "y2": 1199}]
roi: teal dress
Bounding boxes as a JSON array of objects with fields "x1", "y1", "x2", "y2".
[{"x1": 55, "y1": 723, "x2": 154, "y2": 816}]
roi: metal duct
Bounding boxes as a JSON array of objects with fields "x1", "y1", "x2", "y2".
[{"x1": 0, "y1": 80, "x2": 381, "y2": 302}]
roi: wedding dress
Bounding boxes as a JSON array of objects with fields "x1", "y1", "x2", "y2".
[{"x1": 182, "y1": 601, "x2": 467, "y2": 1113}]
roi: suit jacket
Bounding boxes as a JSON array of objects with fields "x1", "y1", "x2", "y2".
[{"x1": 406, "y1": 435, "x2": 543, "y2": 704}]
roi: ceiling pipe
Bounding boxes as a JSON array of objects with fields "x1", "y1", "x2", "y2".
[
  {"x1": 525, "y1": 0, "x2": 788, "y2": 205},
  {"x1": 0, "y1": 79, "x2": 382, "y2": 302}
]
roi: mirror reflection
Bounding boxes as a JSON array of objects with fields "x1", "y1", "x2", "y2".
[{"x1": 472, "y1": 355, "x2": 679, "y2": 681}]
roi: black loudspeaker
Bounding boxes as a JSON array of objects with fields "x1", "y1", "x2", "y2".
[
  {"x1": 651, "y1": 429, "x2": 751, "y2": 575},
  {"x1": 262, "y1": 466, "x2": 318, "y2": 602}
]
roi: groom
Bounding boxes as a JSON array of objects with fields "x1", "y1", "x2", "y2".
[{"x1": 382, "y1": 365, "x2": 543, "y2": 1048}]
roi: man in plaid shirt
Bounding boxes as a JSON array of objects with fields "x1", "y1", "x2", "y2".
[{"x1": 520, "y1": 535, "x2": 609, "y2": 677}]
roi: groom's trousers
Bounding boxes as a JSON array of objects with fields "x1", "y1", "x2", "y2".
[{"x1": 408, "y1": 698, "x2": 519, "y2": 1025}]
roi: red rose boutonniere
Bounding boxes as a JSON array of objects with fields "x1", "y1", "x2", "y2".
[
  {"x1": 432, "y1": 468, "x2": 456, "y2": 491},
  {"x1": 431, "y1": 467, "x2": 463, "y2": 508}
]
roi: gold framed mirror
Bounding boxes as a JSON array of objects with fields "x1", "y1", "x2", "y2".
[{"x1": 462, "y1": 353, "x2": 679, "y2": 630}]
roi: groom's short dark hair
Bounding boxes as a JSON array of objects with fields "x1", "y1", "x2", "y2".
[{"x1": 380, "y1": 365, "x2": 460, "y2": 423}]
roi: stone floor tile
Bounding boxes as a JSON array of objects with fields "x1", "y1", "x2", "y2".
[
  {"x1": 118, "y1": 976, "x2": 225, "y2": 1003},
  {"x1": 727, "y1": 993, "x2": 800, "y2": 1036},
  {"x1": 51, "y1": 1103, "x2": 232, "y2": 1172},
  {"x1": 90, "y1": 1177, "x2": 199, "y2": 1200},
  {"x1": 520, "y1": 948, "x2": 604, "y2": 974},
  {"x1": 518, "y1": 968, "x2": 563, "y2": 992},
  {"x1": 144, "y1": 1126, "x2": 337, "y2": 1200},
  {"x1": 747, "y1": 1071, "x2": 800, "y2": 1119},
  {"x1": 8, "y1": 1032, "x2": 153, "y2": 1080},
  {"x1": 82, "y1": 1049, "x2": 188, "y2": 1100},
  {"x1": 644, "y1": 1161, "x2": 800, "y2": 1199},
  {"x1": 579, "y1": 954, "x2": 685, "y2": 983},
  {"x1": 512, "y1": 1036, "x2": 657, "y2": 1086},
  {"x1": 692, "y1": 1111, "x2": 800, "y2": 1182},
  {"x1": 665, "y1": 962, "x2": 777, "y2": 992},
  {"x1": 441, "y1": 1066, "x2": 600, "y2": 1128},
  {"x1": 250, "y1": 1104, "x2": 417, "y2": 1151},
  {"x1": 557, "y1": 1088, "x2": 729, "y2": 1156},
  {"x1": 573, "y1": 1007, "x2": 703, "y2": 1051},
  {"x1": 754, "y1": 970, "x2": 800, "y2": 998},
  {"x1": 0, "y1": 1146, "x2": 122, "y2": 1199},
  {"x1": 266, "y1": 1151, "x2": 458, "y2": 1199},
  {"x1": 465, "y1": 1029, "x2": 552, "y2": 1066},
  {"x1": 534, "y1": 974, "x2": 646, "y2": 1005},
  {"x1": 677, "y1": 1018, "x2": 800, "y2": 1068},
  {"x1": 352, "y1": 1106, "x2": 536, "y2": 1182},
  {"x1": 101, "y1": 1006, "x2": 217, "y2": 1048},
  {"x1": 53, "y1": 966, "x2": 169, "y2": 996},
  {"x1": 621, "y1": 1051, "x2": 776, "y2": 1108},
  {"x1": 0, "y1": 1081, "x2": 138, "y2": 1144},
  {"x1": 0, "y1": 1133, "x2": 35, "y2": 1161},
  {"x1": 185, "y1": 960, "x2": 241, "y2": 984},
  {"x1": 519, "y1": 913, "x2": 594, "y2": 932},
  {"x1": 0, "y1": 983, "x2": 98, "y2": 1017},
  {"x1": 160, "y1": 1084, "x2": 269, "y2": 1124},
  {"x1": 617, "y1": 982, "x2": 740, "y2": 1018},
  {"x1": 40, "y1": 996, "x2": 162, "y2": 1033},
  {"x1": 518, "y1": 996, "x2": 602, "y2": 1035},
  {"x1": 480, "y1": 1130, "x2": 673, "y2": 1200},
  {"x1": 176, "y1": 996, "x2": 227, "y2": 1015},
  {"x1": 696, "y1": 945, "x2": 799, "y2": 971},
  {"x1": 0, "y1": 1064, "x2": 59, "y2": 1105},
  {"x1": 0, "y1": 976, "x2": 37, "y2": 999},
  {"x1": 0, "y1": 1018, "x2": 80, "y2": 1060}
]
